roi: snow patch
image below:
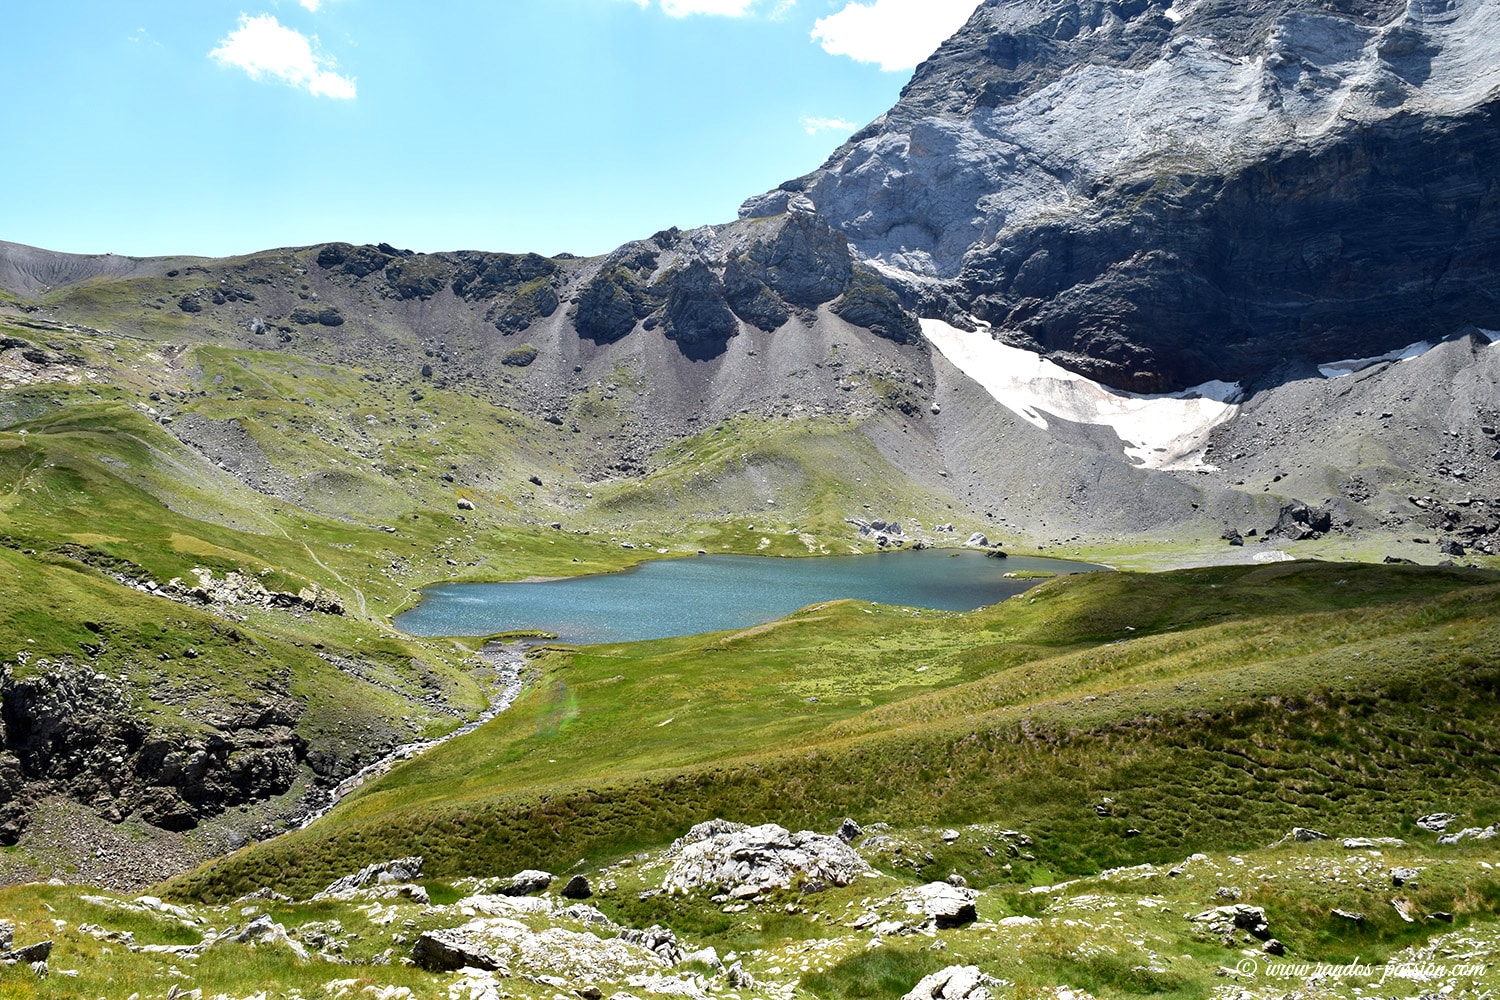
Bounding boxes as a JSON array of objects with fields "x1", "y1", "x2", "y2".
[
  {"x1": 1318, "y1": 339, "x2": 1440, "y2": 378},
  {"x1": 922, "y1": 319, "x2": 1240, "y2": 471}
]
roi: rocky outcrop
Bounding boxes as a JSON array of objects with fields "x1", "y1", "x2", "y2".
[
  {"x1": 661, "y1": 819, "x2": 871, "y2": 897},
  {"x1": 172, "y1": 567, "x2": 344, "y2": 615},
  {"x1": 660, "y1": 259, "x2": 739, "y2": 359},
  {"x1": 831, "y1": 268, "x2": 923, "y2": 345},
  {"x1": 411, "y1": 917, "x2": 669, "y2": 980},
  {"x1": 564, "y1": 212, "x2": 919, "y2": 355},
  {"x1": 905, "y1": 882, "x2": 980, "y2": 929},
  {"x1": 1270, "y1": 504, "x2": 1335, "y2": 541},
  {"x1": 903, "y1": 966, "x2": 1004, "y2": 1000},
  {"x1": 0, "y1": 659, "x2": 306, "y2": 841},
  {"x1": 315, "y1": 857, "x2": 424, "y2": 900},
  {"x1": 744, "y1": 0, "x2": 1500, "y2": 391},
  {"x1": 1191, "y1": 903, "x2": 1273, "y2": 944},
  {"x1": 492, "y1": 869, "x2": 554, "y2": 896}
]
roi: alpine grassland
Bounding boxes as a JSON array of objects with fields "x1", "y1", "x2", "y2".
[{"x1": 169, "y1": 562, "x2": 1500, "y2": 901}]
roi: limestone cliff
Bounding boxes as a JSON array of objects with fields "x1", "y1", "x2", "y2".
[{"x1": 744, "y1": 0, "x2": 1500, "y2": 391}]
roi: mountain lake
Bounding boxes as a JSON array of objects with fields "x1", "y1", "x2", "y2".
[{"x1": 395, "y1": 549, "x2": 1104, "y2": 644}]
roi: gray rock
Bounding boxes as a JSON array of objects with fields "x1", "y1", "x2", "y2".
[
  {"x1": 411, "y1": 929, "x2": 505, "y2": 973},
  {"x1": 1331, "y1": 908, "x2": 1366, "y2": 924},
  {"x1": 493, "y1": 869, "x2": 554, "y2": 896},
  {"x1": 457, "y1": 498, "x2": 476, "y2": 511},
  {"x1": 617, "y1": 924, "x2": 683, "y2": 965},
  {"x1": 681, "y1": 945, "x2": 723, "y2": 971},
  {"x1": 0, "y1": 940, "x2": 51, "y2": 965},
  {"x1": 908, "y1": 882, "x2": 979, "y2": 929},
  {"x1": 1343, "y1": 837, "x2": 1405, "y2": 849},
  {"x1": 1391, "y1": 867, "x2": 1421, "y2": 888},
  {"x1": 902, "y1": 965, "x2": 1003, "y2": 1000},
  {"x1": 1290, "y1": 827, "x2": 1330, "y2": 842},
  {"x1": 1417, "y1": 813, "x2": 1458, "y2": 832},
  {"x1": 222, "y1": 915, "x2": 308, "y2": 959},
  {"x1": 317, "y1": 857, "x2": 424, "y2": 899},
  {"x1": 831, "y1": 267, "x2": 922, "y2": 344},
  {"x1": 837, "y1": 818, "x2": 864, "y2": 843},
  {"x1": 726, "y1": 961, "x2": 756, "y2": 989},
  {"x1": 1191, "y1": 904, "x2": 1271, "y2": 941},
  {"x1": 660, "y1": 258, "x2": 739, "y2": 359},
  {"x1": 965, "y1": 533, "x2": 990, "y2": 548},
  {"x1": 1270, "y1": 505, "x2": 1334, "y2": 542},
  {"x1": 1438, "y1": 825, "x2": 1496, "y2": 845},
  {"x1": 561, "y1": 874, "x2": 593, "y2": 900},
  {"x1": 662, "y1": 819, "x2": 871, "y2": 897}
]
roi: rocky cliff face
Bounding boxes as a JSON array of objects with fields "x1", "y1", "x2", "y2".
[
  {"x1": 744, "y1": 0, "x2": 1500, "y2": 391},
  {"x1": 0, "y1": 659, "x2": 304, "y2": 841}
]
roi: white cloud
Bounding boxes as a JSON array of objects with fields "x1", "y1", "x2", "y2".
[
  {"x1": 801, "y1": 115, "x2": 859, "y2": 135},
  {"x1": 659, "y1": 0, "x2": 758, "y2": 15},
  {"x1": 299, "y1": 0, "x2": 322, "y2": 10},
  {"x1": 812, "y1": 0, "x2": 978, "y2": 71},
  {"x1": 210, "y1": 13, "x2": 356, "y2": 100}
]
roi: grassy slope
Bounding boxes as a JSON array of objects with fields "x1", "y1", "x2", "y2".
[{"x1": 167, "y1": 562, "x2": 1500, "y2": 902}]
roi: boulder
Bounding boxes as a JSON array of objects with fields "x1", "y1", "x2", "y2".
[
  {"x1": 965, "y1": 533, "x2": 990, "y2": 548},
  {"x1": 316, "y1": 857, "x2": 424, "y2": 899},
  {"x1": 1270, "y1": 504, "x2": 1334, "y2": 541},
  {"x1": 726, "y1": 961, "x2": 756, "y2": 989},
  {"x1": 0, "y1": 940, "x2": 51, "y2": 965},
  {"x1": 837, "y1": 818, "x2": 864, "y2": 843},
  {"x1": 902, "y1": 965, "x2": 1003, "y2": 1000},
  {"x1": 1290, "y1": 827, "x2": 1330, "y2": 842},
  {"x1": 1438, "y1": 826, "x2": 1497, "y2": 845},
  {"x1": 221, "y1": 915, "x2": 308, "y2": 959},
  {"x1": 411, "y1": 928, "x2": 506, "y2": 973},
  {"x1": 617, "y1": 924, "x2": 683, "y2": 965},
  {"x1": 661, "y1": 819, "x2": 870, "y2": 897},
  {"x1": 1191, "y1": 904, "x2": 1271, "y2": 941},
  {"x1": 561, "y1": 874, "x2": 593, "y2": 900},
  {"x1": 1391, "y1": 867, "x2": 1420, "y2": 888},
  {"x1": 1417, "y1": 813, "x2": 1457, "y2": 832},
  {"x1": 905, "y1": 882, "x2": 979, "y2": 929},
  {"x1": 681, "y1": 946, "x2": 722, "y2": 971},
  {"x1": 493, "y1": 870, "x2": 554, "y2": 896}
]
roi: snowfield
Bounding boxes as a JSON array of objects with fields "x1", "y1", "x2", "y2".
[{"x1": 922, "y1": 319, "x2": 1240, "y2": 472}]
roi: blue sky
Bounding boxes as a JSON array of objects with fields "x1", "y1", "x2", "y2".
[{"x1": 3, "y1": 0, "x2": 978, "y2": 259}]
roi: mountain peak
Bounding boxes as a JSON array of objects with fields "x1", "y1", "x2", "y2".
[{"x1": 744, "y1": 0, "x2": 1500, "y2": 391}]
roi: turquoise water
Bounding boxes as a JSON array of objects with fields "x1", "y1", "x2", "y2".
[{"x1": 395, "y1": 549, "x2": 1102, "y2": 644}]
